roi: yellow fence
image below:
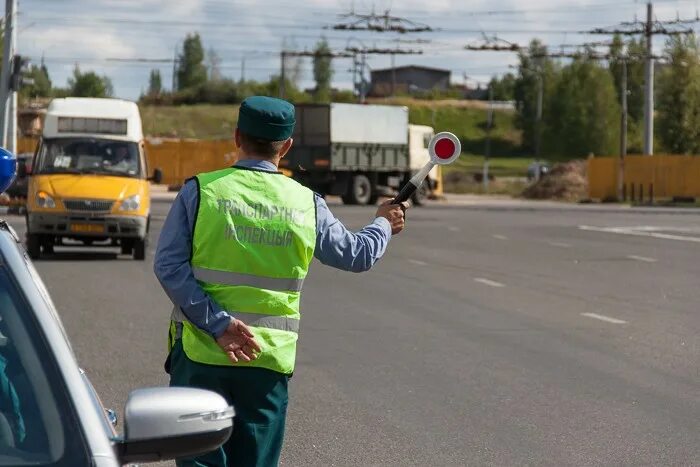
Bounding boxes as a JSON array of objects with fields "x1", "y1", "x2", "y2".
[
  {"x1": 18, "y1": 137, "x2": 38, "y2": 154},
  {"x1": 587, "y1": 157, "x2": 619, "y2": 201},
  {"x1": 588, "y1": 155, "x2": 700, "y2": 201},
  {"x1": 145, "y1": 139, "x2": 237, "y2": 187}
]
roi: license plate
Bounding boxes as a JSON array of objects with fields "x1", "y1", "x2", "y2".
[{"x1": 70, "y1": 223, "x2": 105, "y2": 233}]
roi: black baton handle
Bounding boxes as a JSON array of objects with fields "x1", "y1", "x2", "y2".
[{"x1": 392, "y1": 182, "x2": 417, "y2": 205}]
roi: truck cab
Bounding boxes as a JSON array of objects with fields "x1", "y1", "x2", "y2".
[
  {"x1": 408, "y1": 124, "x2": 439, "y2": 204},
  {"x1": 25, "y1": 98, "x2": 162, "y2": 260}
]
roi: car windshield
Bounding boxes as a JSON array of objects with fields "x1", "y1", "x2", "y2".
[
  {"x1": 35, "y1": 138, "x2": 141, "y2": 178},
  {"x1": 0, "y1": 267, "x2": 89, "y2": 466}
]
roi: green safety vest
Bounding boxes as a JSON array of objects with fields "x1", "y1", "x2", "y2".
[{"x1": 178, "y1": 166, "x2": 316, "y2": 375}]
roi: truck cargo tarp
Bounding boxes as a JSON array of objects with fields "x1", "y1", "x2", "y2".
[{"x1": 329, "y1": 104, "x2": 408, "y2": 145}]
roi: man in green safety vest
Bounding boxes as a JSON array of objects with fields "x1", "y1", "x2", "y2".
[{"x1": 155, "y1": 95, "x2": 408, "y2": 466}]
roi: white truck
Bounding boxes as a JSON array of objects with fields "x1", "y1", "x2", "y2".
[{"x1": 281, "y1": 103, "x2": 439, "y2": 205}]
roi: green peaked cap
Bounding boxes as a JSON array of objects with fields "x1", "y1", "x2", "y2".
[{"x1": 237, "y1": 96, "x2": 296, "y2": 141}]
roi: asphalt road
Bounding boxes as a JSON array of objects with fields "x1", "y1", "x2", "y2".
[{"x1": 4, "y1": 199, "x2": 700, "y2": 466}]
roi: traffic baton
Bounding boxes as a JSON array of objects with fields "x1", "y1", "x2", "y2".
[{"x1": 392, "y1": 132, "x2": 461, "y2": 204}]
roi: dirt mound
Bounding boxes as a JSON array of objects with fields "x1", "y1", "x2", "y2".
[{"x1": 522, "y1": 160, "x2": 588, "y2": 202}]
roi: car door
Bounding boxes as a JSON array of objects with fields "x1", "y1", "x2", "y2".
[{"x1": 0, "y1": 225, "x2": 117, "y2": 466}]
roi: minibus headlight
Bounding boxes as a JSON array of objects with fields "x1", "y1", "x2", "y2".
[
  {"x1": 36, "y1": 191, "x2": 56, "y2": 209},
  {"x1": 119, "y1": 194, "x2": 140, "y2": 211}
]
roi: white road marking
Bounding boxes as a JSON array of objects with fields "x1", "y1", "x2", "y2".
[
  {"x1": 492, "y1": 234, "x2": 508, "y2": 240},
  {"x1": 548, "y1": 241, "x2": 571, "y2": 248},
  {"x1": 408, "y1": 259, "x2": 428, "y2": 266},
  {"x1": 627, "y1": 255, "x2": 657, "y2": 263},
  {"x1": 579, "y1": 225, "x2": 700, "y2": 243},
  {"x1": 622, "y1": 225, "x2": 700, "y2": 233},
  {"x1": 474, "y1": 278, "x2": 505, "y2": 288},
  {"x1": 448, "y1": 226, "x2": 460, "y2": 232},
  {"x1": 581, "y1": 312, "x2": 627, "y2": 324}
]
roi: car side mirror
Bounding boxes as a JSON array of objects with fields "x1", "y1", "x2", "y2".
[
  {"x1": 116, "y1": 387, "x2": 234, "y2": 464},
  {"x1": 149, "y1": 168, "x2": 163, "y2": 184}
]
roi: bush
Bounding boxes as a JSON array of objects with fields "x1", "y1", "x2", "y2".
[{"x1": 332, "y1": 90, "x2": 357, "y2": 103}]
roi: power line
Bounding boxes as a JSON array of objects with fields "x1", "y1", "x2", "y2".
[
  {"x1": 465, "y1": 35, "x2": 521, "y2": 52},
  {"x1": 345, "y1": 46, "x2": 422, "y2": 55},
  {"x1": 329, "y1": 9, "x2": 433, "y2": 33},
  {"x1": 395, "y1": 0, "x2": 647, "y2": 17}
]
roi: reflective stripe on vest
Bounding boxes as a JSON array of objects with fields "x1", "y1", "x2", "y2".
[
  {"x1": 178, "y1": 167, "x2": 316, "y2": 374},
  {"x1": 192, "y1": 266, "x2": 304, "y2": 292},
  {"x1": 171, "y1": 306, "x2": 300, "y2": 335}
]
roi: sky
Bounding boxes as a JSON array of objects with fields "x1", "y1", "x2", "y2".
[{"x1": 16, "y1": 0, "x2": 700, "y2": 100}]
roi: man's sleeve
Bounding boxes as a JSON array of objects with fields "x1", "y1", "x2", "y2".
[
  {"x1": 313, "y1": 194, "x2": 392, "y2": 272},
  {"x1": 153, "y1": 180, "x2": 231, "y2": 338}
]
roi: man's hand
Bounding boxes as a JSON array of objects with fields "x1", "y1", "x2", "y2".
[
  {"x1": 216, "y1": 319, "x2": 262, "y2": 363},
  {"x1": 376, "y1": 200, "x2": 409, "y2": 235}
]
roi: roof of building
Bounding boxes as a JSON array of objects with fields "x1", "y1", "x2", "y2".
[{"x1": 371, "y1": 65, "x2": 451, "y2": 75}]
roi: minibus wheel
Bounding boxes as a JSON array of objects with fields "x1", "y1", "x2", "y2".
[
  {"x1": 26, "y1": 234, "x2": 41, "y2": 259},
  {"x1": 133, "y1": 238, "x2": 146, "y2": 260}
]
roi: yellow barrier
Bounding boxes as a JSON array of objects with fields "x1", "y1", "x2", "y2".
[
  {"x1": 145, "y1": 139, "x2": 237, "y2": 188},
  {"x1": 432, "y1": 165, "x2": 444, "y2": 196},
  {"x1": 587, "y1": 157, "x2": 618, "y2": 201},
  {"x1": 588, "y1": 155, "x2": 700, "y2": 201},
  {"x1": 17, "y1": 137, "x2": 38, "y2": 154}
]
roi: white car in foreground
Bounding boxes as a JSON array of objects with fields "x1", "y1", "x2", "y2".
[{"x1": 0, "y1": 218, "x2": 233, "y2": 466}]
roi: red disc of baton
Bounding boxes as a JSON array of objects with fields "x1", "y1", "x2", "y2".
[
  {"x1": 428, "y1": 132, "x2": 461, "y2": 165},
  {"x1": 434, "y1": 138, "x2": 456, "y2": 160}
]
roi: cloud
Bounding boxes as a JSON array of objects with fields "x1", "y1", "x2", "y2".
[
  {"x1": 22, "y1": 27, "x2": 138, "y2": 58},
  {"x1": 17, "y1": 0, "x2": 700, "y2": 99}
]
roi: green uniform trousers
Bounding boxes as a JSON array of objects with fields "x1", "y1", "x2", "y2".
[{"x1": 168, "y1": 339, "x2": 289, "y2": 467}]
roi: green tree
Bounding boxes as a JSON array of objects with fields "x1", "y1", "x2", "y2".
[
  {"x1": 148, "y1": 69, "x2": 162, "y2": 96},
  {"x1": 51, "y1": 87, "x2": 71, "y2": 98},
  {"x1": 22, "y1": 63, "x2": 52, "y2": 98},
  {"x1": 177, "y1": 33, "x2": 207, "y2": 90},
  {"x1": 514, "y1": 39, "x2": 558, "y2": 155},
  {"x1": 312, "y1": 38, "x2": 333, "y2": 102},
  {"x1": 656, "y1": 34, "x2": 700, "y2": 154},
  {"x1": 67, "y1": 65, "x2": 113, "y2": 98},
  {"x1": 243, "y1": 75, "x2": 309, "y2": 103},
  {"x1": 542, "y1": 53, "x2": 620, "y2": 158},
  {"x1": 488, "y1": 73, "x2": 516, "y2": 100}
]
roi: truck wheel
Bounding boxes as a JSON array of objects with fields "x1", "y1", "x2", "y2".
[
  {"x1": 26, "y1": 234, "x2": 41, "y2": 260},
  {"x1": 347, "y1": 174, "x2": 373, "y2": 205},
  {"x1": 411, "y1": 181, "x2": 430, "y2": 206},
  {"x1": 133, "y1": 238, "x2": 146, "y2": 261}
]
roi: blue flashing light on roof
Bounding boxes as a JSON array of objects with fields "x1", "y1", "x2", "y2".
[{"x1": 0, "y1": 147, "x2": 17, "y2": 194}]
